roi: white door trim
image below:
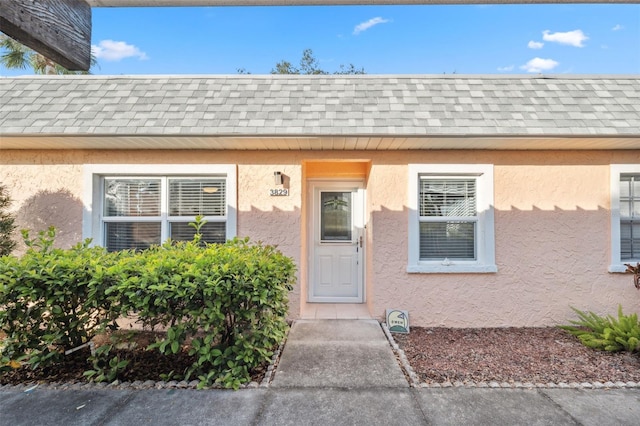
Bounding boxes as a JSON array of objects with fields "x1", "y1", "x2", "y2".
[{"x1": 307, "y1": 180, "x2": 365, "y2": 303}]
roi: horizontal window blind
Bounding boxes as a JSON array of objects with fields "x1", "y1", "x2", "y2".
[
  {"x1": 419, "y1": 177, "x2": 477, "y2": 261},
  {"x1": 420, "y1": 179, "x2": 476, "y2": 217},
  {"x1": 105, "y1": 222, "x2": 161, "y2": 252},
  {"x1": 169, "y1": 179, "x2": 226, "y2": 217},
  {"x1": 104, "y1": 179, "x2": 161, "y2": 217},
  {"x1": 621, "y1": 223, "x2": 640, "y2": 260},
  {"x1": 620, "y1": 174, "x2": 640, "y2": 260},
  {"x1": 420, "y1": 222, "x2": 476, "y2": 260},
  {"x1": 170, "y1": 222, "x2": 226, "y2": 244},
  {"x1": 101, "y1": 176, "x2": 228, "y2": 252}
]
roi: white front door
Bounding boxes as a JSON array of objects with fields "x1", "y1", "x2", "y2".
[{"x1": 308, "y1": 181, "x2": 365, "y2": 303}]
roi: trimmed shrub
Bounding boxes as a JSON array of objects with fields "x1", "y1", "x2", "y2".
[
  {"x1": 559, "y1": 306, "x2": 640, "y2": 353},
  {"x1": 0, "y1": 183, "x2": 16, "y2": 256},
  {"x1": 1, "y1": 221, "x2": 296, "y2": 388},
  {"x1": 0, "y1": 228, "x2": 122, "y2": 371},
  {"x1": 110, "y1": 237, "x2": 296, "y2": 389}
]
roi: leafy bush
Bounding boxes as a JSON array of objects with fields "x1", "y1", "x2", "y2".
[
  {"x1": 0, "y1": 228, "x2": 122, "y2": 371},
  {"x1": 1, "y1": 221, "x2": 296, "y2": 388},
  {"x1": 110, "y1": 237, "x2": 296, "y2": 389},
  {"x1": 83, "y1": 340, "x2": 130, "y2": 383},
  {"x1": 0, "y1": 183, "x2": 16, "y2": 256},
  {"x1": 559, "y1": 306, "x2": 640, "y2": 353}
]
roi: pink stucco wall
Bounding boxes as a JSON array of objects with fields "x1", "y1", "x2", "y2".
[
  {"x1": 0, "y1": 150, "x2": 304, "y2": 318},
  {"x1": 1, "y1": 149, "x2": 639, "y2": 326},
  {"x1": 367, "y1": 150, "x2": 640, "y2": 327}
]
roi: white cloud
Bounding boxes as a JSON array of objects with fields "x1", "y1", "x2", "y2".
[
  {"x1": 528, "y1": 41, "x2": 544, "y2": 49},
  {"x1": 612, "y1": 24, "x2": 624, "y2": 31},
  {"x1": 520, "y1": 57, "x2": 559, "y2": 73},
  {"x1": 497, "y1": 65, "x2": 514, "y2": 72},
  {"x1": 542, "y1": 30, "x2": 588, "y2": 47},
  {"x1": 91, "y1": 40, "x2": 149, "y2": 61},
  {"x1": 353, "y1": 17, "x2": 390, "y2": 35}
]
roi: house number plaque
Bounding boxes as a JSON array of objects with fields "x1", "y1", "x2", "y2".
[{"x1": 269, "y1": 189, "x2": 289, "y2": 196}]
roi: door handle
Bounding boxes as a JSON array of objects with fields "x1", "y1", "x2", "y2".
[{"x1": 359, "y1": 236, "x2": 363, "y2": 248}]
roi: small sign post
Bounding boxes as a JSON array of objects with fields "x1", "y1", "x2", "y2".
[{"x1": 386, "y1": 309, "x2": 409, "y2": 334}]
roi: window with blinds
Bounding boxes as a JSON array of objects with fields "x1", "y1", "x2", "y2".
[
  {"x1": 419, "y1": 178, "x2": 477, "y2": 260},
  {"x1": 620, "y1": 174, "x2": 640, "y2": 260},
  {"x1": 104, "y1": 179, "x2": 161, "y2": 217},
  {"x1": 168, "y1": 178, "x2": 226, "y2": 244},
  {"x1": 102, "y1": 176, "x2": 227, "y2": 251},
  {"x1": 105, "y1": 222, "x2": 161, "y2": 251},
  {"x1": 168, "y1": 179, "x2": 226, "y2": 217}
]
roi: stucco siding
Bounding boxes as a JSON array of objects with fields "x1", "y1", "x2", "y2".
[
  {"x1": 367, "y1": 150, "x2": 639, "y2": 327},
  {"x1": 1, "y1": 149, "x2": 638, "y2": 327},
  {"x1": 237, "y1": 161, "x2": 303, "y2": 318},
  {"x1": 0, "y1": 155, "x2": 85, "y2": 252}
]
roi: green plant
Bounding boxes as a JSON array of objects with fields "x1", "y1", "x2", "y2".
[
  {"x1": 111, "y1": 237, "x2": 296, "y2": 389},
  {"x1": 0, "y1": 183, "x2": 16, "y2": 256},
  {"x1": 83, "y1": 342, "x2": 129, "y2": 383},
  {"x1": 1, "y1": 219, "x2": 296, "y2": 387},
  {"x1": 0, "y1": 227, "x2": 122, "y2": 370},
  {"x1": 559, "y1": 306, "x2": 640, "y2": 353},
  {"x1": 0, "y1": 341, "x2": 26, "y2": 373}
]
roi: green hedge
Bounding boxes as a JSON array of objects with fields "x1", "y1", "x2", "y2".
[
  {"x1": 111, "y1": 237, "x2": 296, "y2": 388},
  {"x1": 0, "y1": 228, "x2": 121, "y2": 370},
  {"x1": 1, "y1": 228, "x2": 296, "y2": 389}
]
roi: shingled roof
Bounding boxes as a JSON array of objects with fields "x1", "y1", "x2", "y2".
[{"x1": 1, "y1": 75, "x2": 638, "y2": 150}]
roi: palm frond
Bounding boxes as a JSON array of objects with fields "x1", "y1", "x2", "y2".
[{"x1": 1, "y1": 33, "x2": 97, "y2": 74}]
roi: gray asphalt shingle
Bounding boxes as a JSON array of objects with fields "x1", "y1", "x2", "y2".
[{"x1": 0, "y1": 75, "x2": 638, "y2": 137}]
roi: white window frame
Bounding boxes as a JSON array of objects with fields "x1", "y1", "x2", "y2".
[
  {"x1": 83, "y1": 164, "x2": 237, "y2": 248},
  {"x1": 408, "y1": 164, "x2": 496, "y2": 273},
  {"x1": 609, "y1": 164, "x2": 640, "y2": 272}
]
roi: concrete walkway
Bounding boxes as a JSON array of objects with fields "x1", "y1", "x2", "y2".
[
  {"x1": 1, "y1": 319, "x2": 639, "y2": 425},
  {"x1": 271, "y1": 319, "x2": 407, "y2": 388}
]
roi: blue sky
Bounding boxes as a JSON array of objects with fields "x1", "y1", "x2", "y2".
[{"x1": 2, "y1": 4, "x2": 639, "y2": 75}]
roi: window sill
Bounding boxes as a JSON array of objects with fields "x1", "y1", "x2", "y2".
[
  {"x1": 608, "y1": 264, "x2": 637, "y2": 273},
  {"x1": 407, "y1": 264, "x2": 498, "y2": 274}
]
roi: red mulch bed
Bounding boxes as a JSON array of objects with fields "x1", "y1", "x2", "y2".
[{"x1": 394, "y1": 327, "x2": 640, "y2": 385}]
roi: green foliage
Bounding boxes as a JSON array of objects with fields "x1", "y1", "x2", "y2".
[
  {"x1": 111, "y1": 236, "x2": 296, "y2": 389},
  {"x1": 0, "y1": 183, "x2": 16, "y2": 256},
  {"x1": 559, "y1": 306, "x2": 640, "y2": 353},
  {"x1": 0, "y1": 220, "x2": 296, "y2": 388},
  {"x1": 84, "y1": 342, "x2": 130, "y2": 383},
  {"x1": 0, "y1": 34, "x2": 98, "y2": 75},
  {"x1": 239, "y1": 48, "x2": 365, "y2": 75},
  {"x1": 0, "y1": 228, "x2": 122, "y2": 370},
  {"x1": 271, "y1": 49, "x2": 365, "y2": 75}
]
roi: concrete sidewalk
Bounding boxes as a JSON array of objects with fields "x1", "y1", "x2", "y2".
[
  {"x1": 1, "y1": 319, "x2": 639, "y2": 425},
  {"x1": 271, "y1": 319, "x2": 407, "y2": 388}
]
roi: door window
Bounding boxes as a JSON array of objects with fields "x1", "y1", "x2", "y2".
[{"x1": 320, "y1": 191, "x2": 352, "y2": 241}]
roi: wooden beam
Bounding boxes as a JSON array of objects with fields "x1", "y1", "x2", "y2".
[
  {"x1": 86, "y1": 0, "x2": 636, "y2": 6},
  {"x1": 0, "y1": 0, "x2": 91, "y2": 71}
]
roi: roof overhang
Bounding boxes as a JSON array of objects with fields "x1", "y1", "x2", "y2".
[
  {"x1": 1, "y1": 135, "x2": 638, "y2": 150},
  {"x1": 86, "y1": 0, "x2": 637, "y2": 5}
]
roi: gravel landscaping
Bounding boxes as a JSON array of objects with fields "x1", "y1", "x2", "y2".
[{"x1": 392, "y1": 326, "x2": 640, "y2": 388}]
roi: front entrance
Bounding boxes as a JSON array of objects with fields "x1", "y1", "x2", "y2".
[{"x1": 308, "y1": 181, "x2": 365, "y2": 303}]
